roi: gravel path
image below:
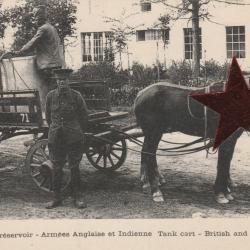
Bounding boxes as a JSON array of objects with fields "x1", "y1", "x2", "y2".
[{"x1": 0, "y1": 131, "x2": 249, "y2": 219}]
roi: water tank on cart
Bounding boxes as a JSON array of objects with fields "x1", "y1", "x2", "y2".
[{"x1": 0, "y1": 56, "x2": 48, "y2": 114}]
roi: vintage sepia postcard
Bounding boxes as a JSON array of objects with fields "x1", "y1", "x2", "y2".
[{"x1": 0, "y1": 0, "x2": 250, "y2": 249}]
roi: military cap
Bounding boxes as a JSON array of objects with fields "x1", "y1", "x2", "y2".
[{"x1": 52, "y1": 68, "x2": 73, "y2": 79}]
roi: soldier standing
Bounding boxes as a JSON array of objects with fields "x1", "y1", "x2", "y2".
[{"x1": 45, "y1": 68, "x2": 88, "y2": 209}]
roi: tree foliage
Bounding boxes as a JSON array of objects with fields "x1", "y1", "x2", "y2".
[
  {"x1": 7, "y1": 0, "x2": 78, "y2": 50},
  {"x1": 0, "y1": 9, "x2": 8, "y2": 40},
  {"x1": 147, "y1": 0, "x2": 250, "y2": 78},
  {"x1": 154, "y1": 14, "x2": 171, "y2": 46},
  {"x1": 104, "y1": 9, "x2": 143, "y2": 69}
]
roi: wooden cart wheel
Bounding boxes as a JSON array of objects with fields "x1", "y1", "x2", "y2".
[
  {"x1": 86, "y1": 139, "x2": 127, "y2": 171},
  {"x1": 25, "y1": 139, "x2": 71, "y2": 193}
]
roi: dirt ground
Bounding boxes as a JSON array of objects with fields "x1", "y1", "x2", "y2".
[{"x1": 0, "y1": 129, "x2": 250, "y2": 219}]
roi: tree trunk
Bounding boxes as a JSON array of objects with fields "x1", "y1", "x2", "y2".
[
  {"x1": 163, "y1": 43, "x2": 166, "y2": 69},
  {"x1": 127, "y1": 45, "x2": 131, "y2": 84},
  {"x1": 156, "y1": 41, "x2": 160, "y2": 81},
  {"x1": 119, "y1": 51, "x2": 123, "y2": 70},
  {"x1": 191, "y1": 0, "x2": 200, "y2": 79},
  {"x1": 61, "y1": 40, "x2": 66, "y2": 68}
]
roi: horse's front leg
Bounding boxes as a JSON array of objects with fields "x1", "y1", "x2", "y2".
[
  {"x1": 142, "y1": 131, "x2": 163, "y2": 202},
  {"x1": 215, "y1": 129, "x2": 242, "y2": 204}
]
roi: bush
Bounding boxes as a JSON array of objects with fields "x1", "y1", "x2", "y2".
[
  {"x1": 130, "y1": 62, "x2": 158, "y2": 87},
  {"x1": 77, "y1": 61, "x2": 115, "y2": 80},
  {"x1": 165, "y1": 59, "x2": 230, "y2": 86},
  {"x1": 76, "y1": 61, "x2": 163, "y2": 88},
  {"x1": 76, "y1": 61, "x2": 128, "y2": 88},
  {"x1": 166, "y1": 60, "x2": 193, "y2": 85},
  {"x1": 200, "y1": 59, "x2": 229, "y2": 82},
  {"x1": 110, "y1": 85, "x2": 142, "y2": 106}
]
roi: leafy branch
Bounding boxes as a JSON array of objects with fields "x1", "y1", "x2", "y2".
[{"x1": 6, "y1": 0, "x2": 78, "y2": 50}]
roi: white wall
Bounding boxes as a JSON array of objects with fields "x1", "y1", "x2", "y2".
[
  {"x1": 57, "y1": 0, "x2": 250, "y2": 71},
  {"x1": 65, "y1": 0, "x2": 167, "y2": 69},
  {"x1": 3, "y1": 0, "x2": 250, "y2": 70}
]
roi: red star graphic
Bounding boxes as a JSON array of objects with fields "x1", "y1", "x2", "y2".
[{"x1": 191, "y1": 57, "x2": 250, "y2": 149}]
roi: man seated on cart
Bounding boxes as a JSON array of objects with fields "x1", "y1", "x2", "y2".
[
  {"x1": 15, "y1": 4, "x2": 64, "y2": 90},
  {"x1": 45, "y1": 68, "x2": 88, "y2": 209}
]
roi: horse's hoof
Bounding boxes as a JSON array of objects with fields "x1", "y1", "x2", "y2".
[
  {"x1": 153, "y1": 191, "x2": 164, "y2": 202},
  {"x1": 225, "y1": 193, "x2": 234, "y2": 201},
  {"x1": 215, "y1": 193, "x2": 229, "y2": 204}
]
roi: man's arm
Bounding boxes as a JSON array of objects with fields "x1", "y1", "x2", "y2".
[
  {"x1": 76, "y1": 92, "x2": 88, "y2": 132},
  {"x1": 45, "y1": 92, "x2": 52, "y2": 126},
  {"x1": 19, "y1": 26, "x2": 45, "y2": 54}
]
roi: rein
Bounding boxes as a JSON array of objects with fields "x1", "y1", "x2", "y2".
[
  {"x1": 90, "y1": 132, "x2": 214, "y2": 157},
  {"x1": 186, "y1": 84, "x2": 219, "y2": 156},
  {"x1": 106, "y1": 127, "x2": 215, "y2": 157},
  {"x1": 187, "y1": 85, "x2": 211, "y2": 120}
]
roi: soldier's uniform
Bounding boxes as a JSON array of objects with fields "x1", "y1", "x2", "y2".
[{"x1": 45, "y1": 69, "x2": 88, "y2": 209}]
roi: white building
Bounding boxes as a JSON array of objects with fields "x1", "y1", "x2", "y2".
[
  {"x1": 65, "y1": 0, "x2": 250, "y2": 72},
  {"x1": 2, "y1": 0, "x2": 250, "y2": 71}
]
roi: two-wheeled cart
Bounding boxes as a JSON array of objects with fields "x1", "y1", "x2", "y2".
[{"x1": 0, "y1": 55, "x2": 138, "y2": 193}]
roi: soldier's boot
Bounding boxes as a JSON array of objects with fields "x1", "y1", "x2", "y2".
[
  {"x1": 45, "y1": 191, "x2": 62, "y2": 209},
  {"x1": 74, "y1": 192, "x2": 87, "y2": 209},
  {"x1": 46, "y1": 169, "x2": 63, "y2": 209},
  {"x1": 71, "y1": 168, "x2": 87, "y2": 209}
]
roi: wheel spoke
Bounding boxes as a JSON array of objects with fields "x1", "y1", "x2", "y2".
[
  {"x1": 39, "y1": 177, "x2": 46, "y2": 187},
  {"x1": 37, "y1": 148, "x2": 49, "y2": 159},
  {"x1": 107, "y1": 155, "x2": 115, "y2": 167},
  {"x1": 33, "y1": 154, "x2": 44, "y2": 162},
  {"x1": 103, "y1": 156, "x2": 107, "y2": 168},
  {"x1": 30, "y1": 163, "x2": 41, "y2": 168},
  {"x1": 32, "y1": 172, "x2": 41, "y2": 178},
  {"x1": 111, "y1": 147, "x2": 123, "y2": 151},
  {"x1": 110, "y1": 151, "x2": 120, "y2": 160},
  {"x1": 34, "y1": 152, "x2": 43, "y2": 157},
  {"x1": 95, "y1": 153, "x2": 103, "y2": 165}
]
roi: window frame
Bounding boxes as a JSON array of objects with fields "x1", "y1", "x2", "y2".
[
  {"x1": 81, "y1": 32, "x2": 114, "y2": 63},
  {"x1": 81, "y1": 32, "x2": 92, "y2": 62},
  {"x1": 137, "y1": 30, "x2": 146, "y2": 41},
  {"x1": 136, "y1": 29, "x2": 169, "y2": 42},
  {"x1": 141, "y1": 2, "x2": 151, "y2": 12},
  {"x1": 93, "y1": 32, "x2": 104, "y2": 62},
  {"x1": 226, "y1": 26, "x2": 245, "y2": 59}
]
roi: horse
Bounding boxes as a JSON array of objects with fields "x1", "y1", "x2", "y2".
[{"x1": 134, "y1": 81, "x2": 243, "y2": 204}]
